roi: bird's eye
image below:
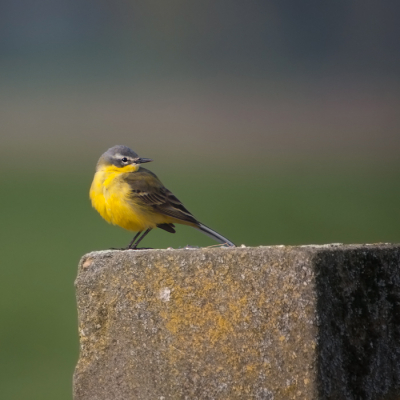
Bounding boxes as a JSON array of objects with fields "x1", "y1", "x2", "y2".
[{"x1": 121, "y1": 157, "x2": 128, "y2": 163}]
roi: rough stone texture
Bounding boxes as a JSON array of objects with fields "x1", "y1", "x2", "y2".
[{"x1": 73, "y1": 244, "x2": 400, "y2": 400}]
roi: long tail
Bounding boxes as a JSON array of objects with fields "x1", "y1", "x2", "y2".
[{"x1": 195, "y1": 223, "x2": 235, "y2": 247}]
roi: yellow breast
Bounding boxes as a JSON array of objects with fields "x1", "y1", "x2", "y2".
[{"x1": 89, "y1": 165, "x2": 156, "y2": 232}]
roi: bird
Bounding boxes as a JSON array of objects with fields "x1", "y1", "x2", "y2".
[{"x1": 90, "y1": 145, "x2": 235, "y2": 249}]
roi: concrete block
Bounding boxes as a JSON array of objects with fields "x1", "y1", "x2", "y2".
[{"x1": 73, "y1": 245, "x2": 400, "y2": 400}]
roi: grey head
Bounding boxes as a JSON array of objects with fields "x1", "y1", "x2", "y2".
[{"x1": 97, "y1": 145, "x2": 152, "y2": 169}]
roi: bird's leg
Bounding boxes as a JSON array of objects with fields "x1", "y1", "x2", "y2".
[
  {"x1": 127, "y1": 231, "x2": 142, "y2": 249},
  {"x1": 131, "y1": 228, "x2": 152, "y2": 249}
]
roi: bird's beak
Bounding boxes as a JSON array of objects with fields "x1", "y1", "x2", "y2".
[{"x1": 134, "y1": 157, "x2": 153, "y2": 164}]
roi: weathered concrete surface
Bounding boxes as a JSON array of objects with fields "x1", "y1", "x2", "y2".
[{"x1": 73, "y1": 245, "x2": 400, "y2": 400}]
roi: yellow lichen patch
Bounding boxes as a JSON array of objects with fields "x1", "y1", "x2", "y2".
[{"x1": 139, "y1": 265, "x2": 267, "y2": 388}]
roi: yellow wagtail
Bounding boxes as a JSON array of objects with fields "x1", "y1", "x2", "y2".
[{"x1": 90, "y1": 145, "x2": 235, "y2": 249}]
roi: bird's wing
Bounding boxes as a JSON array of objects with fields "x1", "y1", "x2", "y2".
[{"x1": 125, "y1": 168, "x2": 199, "y2": 225}]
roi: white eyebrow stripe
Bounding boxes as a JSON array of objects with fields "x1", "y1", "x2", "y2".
[{"x1": 113, "y1": 153, "x2": 133, "y2": 160}]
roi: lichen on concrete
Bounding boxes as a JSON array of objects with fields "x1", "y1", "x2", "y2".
[{"x1": 73, "y1": 244, "x2": 400, "y2": 400}]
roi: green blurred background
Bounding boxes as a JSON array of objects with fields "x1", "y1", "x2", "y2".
[{"x1": 1, "y1": 1, "x2": 400, "y2": 399}]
